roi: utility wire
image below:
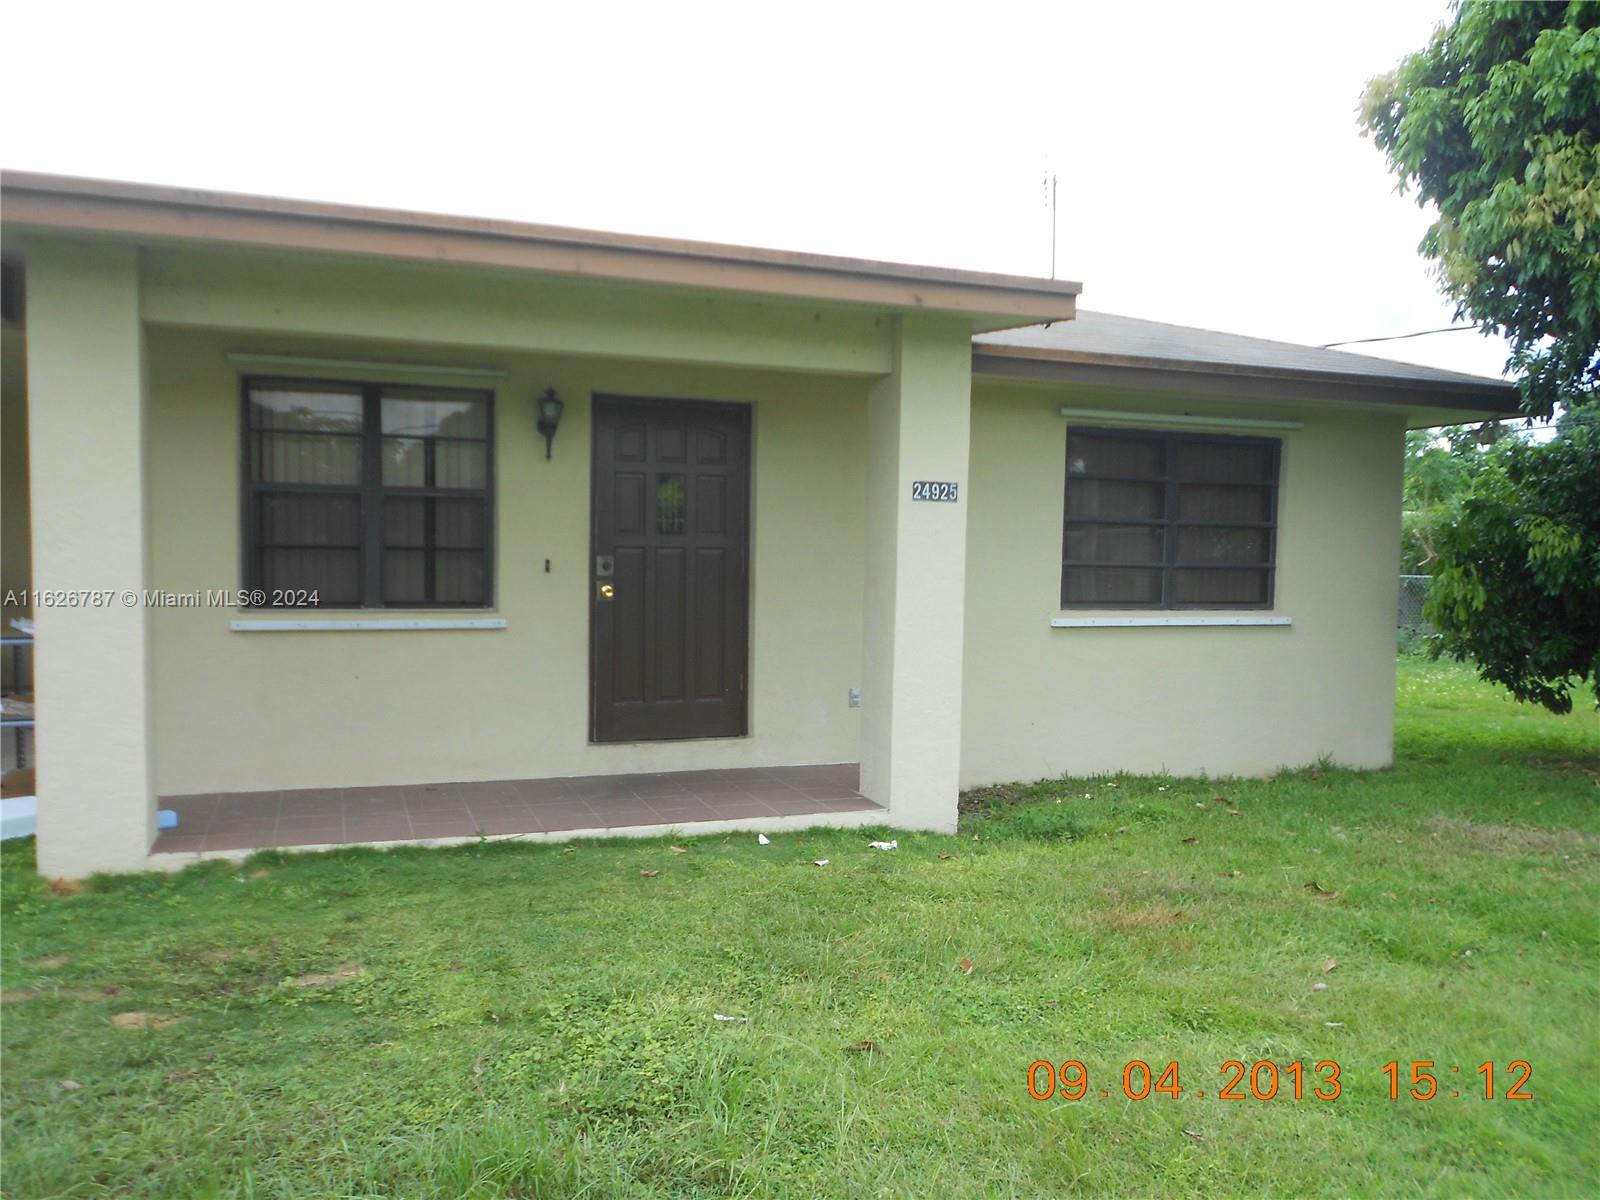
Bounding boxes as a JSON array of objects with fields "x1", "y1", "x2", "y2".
[{"x1": 1320, "y1": 325, "x2": 1477, "y2": 348}]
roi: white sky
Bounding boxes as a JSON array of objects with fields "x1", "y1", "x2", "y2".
[{"x1": 3, "y1": 0, "x2": 1513, "y2": 382}]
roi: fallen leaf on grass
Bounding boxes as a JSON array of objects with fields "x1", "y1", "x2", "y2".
[
  {"x1": 640, "y1": 869, "x2": 660, "y2": 878},
  {"x1": 290, "y1": 961, "x2": 365, "y2": 988},
  {"x1": 561, "y1": 846, "x2": 575, "y2": 855},
  {"x1": 111, "y1": 1012, "x2": 184, "y2": 1031},
  {"x1": 470, "y1": 1053, "x2": 487, "y2": 1099},
  {"x1": 1183, "y1": 1129, "x2": 1206, "y2": 1143},
  {"x1": 1304, "y1": 881, "x2": 1340, "y2": 901},
  {"x1": 1226, "y1": 809, "x2": 1241, "y2": 816},
  {"x1": 1322, "y1": 958, "x2": 1339, "y2": 972},
  {"x1": 1181, "y1": 837, "x2": 1200, "y2": 845},
  {"x1": 1116, "y1": 826, "x2": 1129, "y2": 834},
  {"x1": 247, "y1": 868, "x2": 270, "y2": 881},
  {"x1": 936, "y1": 852, "x2": 955, "y2": 860},
  {"x1": 46, "y1": 878, "x2": 85, "y2": 897},
  {"x1": 25, "y1": 955, "x2": 71, "y2": 969},
  {"x1": 59, "y1": 1079, "x2": 82, "y2": 1091},
  {"x1": 958, "y1": 958, "x2": 975, "y2": 976},
  {"x1": 668, "y1": 845, "x2": 688, "y2": 854},
  {"x1": 845, "y1": 1039, "x2": 881, "y2": 1054}
]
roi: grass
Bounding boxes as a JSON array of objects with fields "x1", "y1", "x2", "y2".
[{"x1": 2, "y1": 657, "x2": 1596, "y2": 1198}]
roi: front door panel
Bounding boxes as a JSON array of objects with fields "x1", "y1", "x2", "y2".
[{"x1": 591, "y1": 396, "x2": 750, "y2": 742}]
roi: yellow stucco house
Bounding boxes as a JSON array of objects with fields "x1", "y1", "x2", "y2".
[{"x1": 0, "y1": 172, "x2": 1514, "y2": 878}]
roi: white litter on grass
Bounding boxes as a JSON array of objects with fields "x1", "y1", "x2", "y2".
[
  {"x1": 812, "y1": 859, "x2": 830, "y2": 867},
  {"x1": 868, "y1": 840, "x2": 898, "y2": 851},
  {"x1": 757, "y1": 834, "x2": 770, "y2": 845},
  {"x1": 713, "y1": 1013, "x2": 748, "y2": 1023},
  {"x1": 1324, "y1": 1021, "x2": 1346, "y2": 1028}
]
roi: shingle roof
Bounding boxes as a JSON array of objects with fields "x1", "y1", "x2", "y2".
[{"x1": 976, "y1": 310, "x2": 1515, "y2": 399}]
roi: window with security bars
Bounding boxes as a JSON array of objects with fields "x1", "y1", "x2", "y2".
[
  {"x1": 1061, "y1": 427, "x2": 1279, "y2": 608},
  {"x1": 243, "y1": 377, "x2": 493, "y2": 607}
]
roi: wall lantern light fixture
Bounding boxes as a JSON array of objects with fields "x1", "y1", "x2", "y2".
[{"x1": 536, "y1": 387, "x2": 565, "y2": 459}]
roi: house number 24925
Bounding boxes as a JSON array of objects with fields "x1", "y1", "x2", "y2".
[{"x1": 911, "y1": 481, "x2": 959, "y2": 502}]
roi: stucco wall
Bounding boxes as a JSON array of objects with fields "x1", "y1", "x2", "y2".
[
  {"x1": 960, "y1": 378, "x2": 1405, "y2": 785},
  {"x1": 144, "y1": 326, "x2": 867, "y2": 794}
]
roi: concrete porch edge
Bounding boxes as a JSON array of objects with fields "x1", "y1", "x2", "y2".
[{"x1": 143, "y1": 805, "x2": 890, "y2": 872}]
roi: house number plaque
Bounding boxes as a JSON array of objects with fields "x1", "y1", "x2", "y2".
[{"x1": 911, "y1": 481, "x2": 959, "y2": 502}]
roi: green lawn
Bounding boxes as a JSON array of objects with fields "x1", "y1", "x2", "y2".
[{"x1": 2, "y1": 658, "x2": 1597, "y2": 1198}]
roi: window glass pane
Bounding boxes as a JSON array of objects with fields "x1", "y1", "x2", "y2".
[
  {"x1": 436, "y1": 498, "x2": 486, "y2": 549},
  {"x1": 381, "y1": 395, "x2": 487, "y2": 439},
  {"x1": 252, "y1": 432, "x2": 361, "y2": 484},
  {"x1": 435, "y1": 442, "x2": 487, "y2": 489},
  {"x1": 261, "y1": 548, "x2": 360, "y2": 604},
  {"x1": 382, "y1": 438, "x2": 426, "y2": 486},
  {"x1": 1065, "y1": 479, "x2": 1164, "y2": 520},
  {"x1": 259, "y1": 493, "x2": 361, "y2": 547},
  {"x1": 1062, "y1": 566, "x2": 1163, "y2": 605},
  {"x1": 435, "y1": 550, "x2": 486, "y2": 605},
  {"x1": 1177, "y1": 483, "x2": 1273, "y2": 523},
  {"x1": 244, "y1": 379, "x2": 493, "y2": 609},
  {"x1": 384, "y1": 496, "x2": 426, "y2": 547},
  {"x1": 1067, "y1": 434, "x2": 1164, "y2": 478},
  {"x1": 1177, "y1": 440, "x2": 1274, "y2": 482},
  {"x1": 1064, "y1": 523, "x2": 1163, "y2": 563},
  {"x1": 248, "y1": 387, "x2": 363, "y2": 434},
  {"x1": 1172, "y1": 568, "x2": 1270, "y2": 605},
  {"x1": 1175, "y1": 526, "x2": 1270, "y2": 565},
  {"x1": 656, "y1": 474, "x2": 686, "y2": 534},
  {"x1": 383, "y1": 548, "x2": 427, "y2": 604}
]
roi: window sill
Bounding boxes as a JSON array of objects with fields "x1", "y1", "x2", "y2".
[
  {"x1": 1050, "y1": 615, "x2": 1291, "y2": 628},
  {"x1": 230, "y1": 616, "x2": 506, "y2": 633}
]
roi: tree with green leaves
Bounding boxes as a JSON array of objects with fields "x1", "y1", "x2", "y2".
[
  {"x1": 1424, "y1": 411, "x2": 1599, "y2": 712},
  {"x1": 1365, "y1": 2, "x2": 1600, "y2": 711},
  {"x1": 1362, "y1": 0, "x2": 1599, "y2": 416},
  {"x1": 1401, "y1": 426, "x2": 1478, "y2": 573}
]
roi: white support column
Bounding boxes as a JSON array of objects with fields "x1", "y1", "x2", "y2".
[
  {"x1": 859, "y1": 315, "x2": 972, "y2": 831},
  {"x1": 26, "y1": 239, "x2": 156, "y2": 877}
]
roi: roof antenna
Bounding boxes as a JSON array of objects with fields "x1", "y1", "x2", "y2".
[
  {"x1": 1041, "y1": 169, "x2": 1060, "y2": 328},
  {"x1": 1043, "y1": 169, "x2": 1059, "y2": 280}
]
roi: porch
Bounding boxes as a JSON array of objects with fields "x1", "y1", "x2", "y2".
[{"x1": 151, "y1": 763, "x2": 879, "y2": 858}]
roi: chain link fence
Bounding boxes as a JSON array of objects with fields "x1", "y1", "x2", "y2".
[{"x1": 1399, "y1": 574, "x2": 1433, "y2": 632}]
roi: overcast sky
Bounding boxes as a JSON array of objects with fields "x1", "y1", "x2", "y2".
[{"x1": 5, "y1": 0, "x2": 1513, "y2": 381}]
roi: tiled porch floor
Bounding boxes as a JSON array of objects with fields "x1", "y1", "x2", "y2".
[{"x1": 152, "y1": 763, "x2": 878, "y2": 854}]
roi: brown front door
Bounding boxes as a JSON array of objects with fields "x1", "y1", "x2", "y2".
[{"x1": 591, "y1": 396, "x2": 751, "y2": 742}]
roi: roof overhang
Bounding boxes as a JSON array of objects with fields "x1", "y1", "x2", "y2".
[
  {"x1": 0, "y1": 171, "x2": 1081, "y2": 333},
  {"x1": 972, "y1": 342, "x2": 1521, "y2": 428}
]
